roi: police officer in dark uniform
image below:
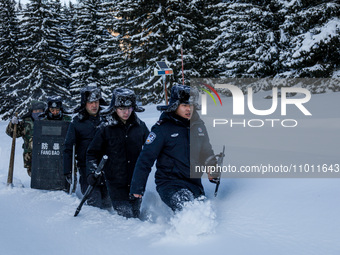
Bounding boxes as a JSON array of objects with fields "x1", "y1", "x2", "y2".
[
  {"x1": 130, "y1": 85, "x2": 216, "y2": 212},
  {"x1": 39, "y1": 96, "x2": 72, "y2": 121},
  {"x1": 63, "y1": 86, "x2": 111, "y2": 209},
  {"x1": 86, "y1": 88, "x2": 149, "y2": 218}
]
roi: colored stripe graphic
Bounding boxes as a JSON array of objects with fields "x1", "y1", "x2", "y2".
[
  {"x1": 199, "y1": 88, "x2": 217, "y2": 105},
  {"x1": 201, "y1": 83, "x2": 223, "y2": 106}
]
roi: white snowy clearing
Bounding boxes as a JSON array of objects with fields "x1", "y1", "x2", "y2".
[{"x1": 1, "y1": 90, "x2": 340, "y2": 255}]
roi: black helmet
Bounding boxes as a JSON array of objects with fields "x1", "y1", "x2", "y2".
[
  {"x1": 157, "y1": 85, "x2": 201, "y2": 112},
  {"x1": 46, "y1": 96, "x2": 64, "y2": 120},
  {"x1": 74, "y1": 86, "x2": 107, "y2": 114},
  {"x1": 101, "y1": 88, "x2": 144, "y2": 115},
  {"x1": 47, "y1": 96, "x2": 63, "y2": 109}
]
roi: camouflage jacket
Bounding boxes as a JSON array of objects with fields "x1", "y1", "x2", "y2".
[
  {"x1": 6, "y1": 116, "x2": 35, "y2": 154},
  {"x1": 62, "y1": 115, "x2": 72, "y2": 122}
]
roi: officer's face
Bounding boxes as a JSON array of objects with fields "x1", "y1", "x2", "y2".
[
  {"x1": 175, "y1": 104, "x2": 193, "y2": 120},
  {"x1": 86, "y1": 101, "x2": 99, "y2": 116},
  {"x1": 116, "y1": 107, "x2": 133, "y2": 123},
  {"x1": 49, "y1": 108, "x2": 60, "y2": 116}
]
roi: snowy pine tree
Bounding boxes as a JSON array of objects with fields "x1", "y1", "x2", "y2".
[
  {"x1": 279, "y1": 0, "x2": 340, "y2": 82},
  {"x1": 199, "y1": 0, "x2": 229, "y2": 78},
  {"x1": 58, "y1": 2, "x2": 79, "y2": 107},
  {"x1": 69, "y1": 0, "x2": 113, "y2": 104},
  {"x1": 162, "y1": 0, "x2": 204, "y2": 84},
  {"x1": 89, "y1": 1, "x2": 125, "y2": 103},
  {"x1": 1, "y1": 0, "x2": 340, "y2": 116},
  {"x1": 0, "y1": 0, "x2": 21, "y2": 118},
  {"x1": 3, "y1": 0, "x2": 71, "y2": 118},
  {"x1": 111, "y1": 0, "x2": 208, "y2": 104},
  {"x1": 110, "y1": 0, "x2": 163, "y2": 103},
  {"x1": 0, "y1": 0, "x2": 20, "y2": 83},
  {"x1": 215, "y1": 1, "x2": 283, "y2": 79}
]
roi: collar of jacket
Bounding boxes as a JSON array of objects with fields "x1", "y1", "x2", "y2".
[
  {"x1": 160, "y1": 112, "x2": 189, "y2": 127},
  {"x1": 189, "y1": 110, "x2": 204, "y2": 127},
  {"x1": 160, "y1": 110, "x2": 203, "y2": 128},
  {"x1": 88, "y1": 114, "x2": 101, "y2": 122},
  {"x1": 77, "y1": 106, "x2": 105, "y2": 121}
]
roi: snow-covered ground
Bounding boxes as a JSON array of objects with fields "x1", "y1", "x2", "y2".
[{"x1": 1, "y1": 91, "x2": 340, "y2": 255}]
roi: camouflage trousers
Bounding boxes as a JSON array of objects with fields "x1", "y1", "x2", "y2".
[{"x1": 23, "y1": 152, "x2": 32, "y2": 170}]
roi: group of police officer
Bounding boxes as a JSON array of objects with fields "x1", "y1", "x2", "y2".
[{"x1": 6, "y1": 85, "x2": 219, "y2": 218}]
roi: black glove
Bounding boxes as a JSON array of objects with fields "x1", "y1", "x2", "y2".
[
  {"x1": 87, "y1": 173, "x2": 100, "y2": 186},
  {"x1": 65, "y1": 173, "x2": 72, "y2": 184}
]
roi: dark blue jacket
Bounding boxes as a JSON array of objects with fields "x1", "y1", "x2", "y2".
[
  {"x1": 63, "y1": 114, "x2": 103, "y2": 174},
  {"x1": 86, "y1": 112, "x2": 149, "y2": 200},
  {"x1": 130, "y1": 110, "x2": 214, "y2": 196}
]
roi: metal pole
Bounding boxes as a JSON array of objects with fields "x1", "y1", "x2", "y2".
[
  {"x1": 163, "y1": 75, "x2": 168, "y2": 105},
  {"x1": 181, "y1": 46, "x2": 184, "y2": 85}
]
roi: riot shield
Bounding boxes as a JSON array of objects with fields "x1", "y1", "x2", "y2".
[{"x1": 31, "y1": 120, "x2": 70, "y2": 190}]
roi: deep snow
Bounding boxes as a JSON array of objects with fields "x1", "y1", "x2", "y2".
[{"x1": 1, "y1": 91, "x2": 340, "y2": 255}]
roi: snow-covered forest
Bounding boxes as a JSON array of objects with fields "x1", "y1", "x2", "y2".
[{"x1": 0, "y1": 0, "x2": 339, "y2": 119}]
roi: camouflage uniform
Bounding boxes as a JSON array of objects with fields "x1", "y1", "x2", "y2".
[
  {"x1": 6, "y1": 101, "x2": 46, "y2": 176},
  {"x1": 61, "y1": 115, "x2": 72, "y2": 122},
  {"x1": 6, "y1": 115, "x2": 35, "y2": 174}
]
